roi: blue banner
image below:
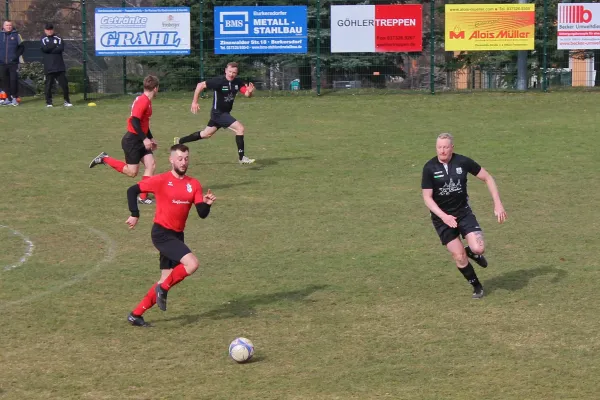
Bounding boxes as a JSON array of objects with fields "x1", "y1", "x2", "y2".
[{"x1": 214, "y1": 6, "x2": 308, "y2": 54}]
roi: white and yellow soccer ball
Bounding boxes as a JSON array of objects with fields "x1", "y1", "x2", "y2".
[{"x1": 229, "y1": 337, "x2": 254, "y2": 363}]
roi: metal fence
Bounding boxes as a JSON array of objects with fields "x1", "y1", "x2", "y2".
[{"x1": 1, "y1": 0, "x2": 597, "y2": 100}]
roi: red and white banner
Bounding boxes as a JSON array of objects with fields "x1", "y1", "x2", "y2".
[
  {"x1": 558, "y1": 3, "x2": 600, "y2": 49},
  {"x1": 331, "y1": 5, "x2": 422, "y2": 53}
]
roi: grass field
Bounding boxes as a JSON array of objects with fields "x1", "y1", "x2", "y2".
[{"x1": 1, "y1": 91, "x2": 599, "y2": 399}]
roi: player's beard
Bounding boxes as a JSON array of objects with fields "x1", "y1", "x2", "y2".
[{"x1": 174, "y1": 165, "x2": 187, "y2": 176}]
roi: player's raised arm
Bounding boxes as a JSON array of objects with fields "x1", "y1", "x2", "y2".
[{"x1": 191, "y1": 81, "x2": 207, "y2": 114}]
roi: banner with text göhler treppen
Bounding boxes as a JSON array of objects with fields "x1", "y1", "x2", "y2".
[
  {"x1": 445, "y1": 4, "x2": 535, "y2": 51},
  {"x1": 330, "y1": 5, "x2": 422, "y2": 53},
  {"x1": 557, "y1": 3, "x2": 600, "y2": 49}
]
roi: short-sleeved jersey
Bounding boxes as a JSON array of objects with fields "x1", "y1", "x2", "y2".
[
  {"x1": 421, "y1": 153, "x2": 482, "y2": 219},
  {"x1": 138, "y1": 172, "x2": 204, "y2": 232},
  {"x1": 205, "y1": 76, "x2": 245, "y2": 113},
  {"x1": 127, "y1": 94, "x2": 152, "y2": 135}
]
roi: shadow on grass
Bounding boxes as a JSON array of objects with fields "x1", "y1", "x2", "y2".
[
  {"x1": 164, "y1": 284, "x2": 328, "y2": 326},
  {"x1": 485, "y1": 266, "x2": 567, "y2": 294}
]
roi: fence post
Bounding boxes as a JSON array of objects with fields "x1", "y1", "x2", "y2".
[
  {"x1": 122, "y1": 0, "x2": 127, "y2": 94},
  {"x1": 200, "y1": 0, "x2": 205, "y2": 97},
  {"x1": 542, "y1": 0, "x2": 548, "y2": 92},
  {"x1": 430, "y1": 0, "x2": 435, "y2": 95},
  {"x1": 5, "y1": 0, "x2": 8, "y2": 20},
  {"x1": 316, "y1": 0, "x2": 321, "y2": 96},
  {"x1": 81, "y1": 0, "x2": 88, "y2": 101}
]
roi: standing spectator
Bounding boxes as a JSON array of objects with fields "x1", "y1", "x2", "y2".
[
  {"x1": 0, "y1": 20, "x2": 24, "y2": 106},
  {"x1": 41, "y1": 23, "x2": 72, "y2": 107}
]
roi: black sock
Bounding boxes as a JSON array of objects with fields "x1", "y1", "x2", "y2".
[
  {"x1": 235, "y1": 135, "x2": 245, "y2": 160},
  {"x1": 179, "y1": 131, "x2": 203, "y2": 144},
  {"x1": 458, "y1": 263, "x2": 481, "y2": 288}
]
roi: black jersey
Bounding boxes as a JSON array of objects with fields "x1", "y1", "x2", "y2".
[
  {"x1": 205, "y1": 76, "x2": 245, "y2": 113},
  {"x1": 421, "y1": 153, "x2": 482, "y2": 219}
]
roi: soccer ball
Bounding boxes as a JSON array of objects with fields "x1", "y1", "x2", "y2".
[{"x1": 229, "y1": 337, "x2": 254, "y2": 363}]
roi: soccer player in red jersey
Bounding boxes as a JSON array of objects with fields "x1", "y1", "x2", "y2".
[
  {"x1": 88, "y1": 75, "x2": 159, "y2": 204},
  {"x1": 125, "y1": 144, "x2": 217, "y2": 327}
]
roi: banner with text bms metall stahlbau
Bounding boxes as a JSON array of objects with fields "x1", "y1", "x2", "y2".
[
  {"x1": 331, "y1": 5, "x2": 423, "y2": 53},
  {"x1": 214, "y1": 6, "x2": 307, "y2": 54},
  {"x1": 95, "y1": 7, "x2": 191, "y2": 56},
  {"x1": 558, "y1": 3, "x2": 600, "y2": 49}
]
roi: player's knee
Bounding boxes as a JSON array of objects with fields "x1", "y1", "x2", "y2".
[
  {"x1": 470, "y1": 243, "x2": 485, "y2": 255},
  {"x1": 123, "y1": 167, "x2": 138, "y2": 177},
  {"x1": 451, "y1": 250, "x2": 468, "y2": 265},
  {"x1": 236, "y1": 125, "x2": 245, "y2": 135},
  {"x1": 202, "y1": 130, "x2": 214, "y2": 138},
  {"x1": 183, "y1": 256, "x2": 199, "y2": 274}
]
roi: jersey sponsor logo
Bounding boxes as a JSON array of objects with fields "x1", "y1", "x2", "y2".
[
  {"x1": 186, "y1": 183, "x2": 192, "y2": 193},
  {"x1": 433, "y1": 171, "x2": 444, "y2": 179},
  {"x1": 172, "y1": 199, "x2": 190, "y2": 205},
  {"x1": 221, "y1": 86, "x2": 229, "y2": 91},
  {"x1": 456, "y1": 167, "x2": 462, "y2": 174},
  {"x1": 168, "y1": 181, "x2": 174, "y2": 186},
  {"x1": 439, "y1": 178, "x2": 462, "y2": 196},
  {"x1": 224, "y1": 93, "x2": 235, "y2": 103}
]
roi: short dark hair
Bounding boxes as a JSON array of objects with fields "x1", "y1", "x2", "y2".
[
  {"x1": 226, "y1": 62, "x2": 239, "y2": 69},
  {"x1": 45, "y1": 23, "x2": 54, "y2": 30},
  {"x1": 143, "y1": 75, "x2": 159, "y2": 91},
  {"x1": 170, "y1": 144, "x2": 189, "y2": 153}
]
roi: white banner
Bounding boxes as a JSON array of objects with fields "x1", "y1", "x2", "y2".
[
  {"x1": 95, "y1": 7, "x2": 191, "y2": 56},
  {"x1": 558, "y1": 3, "x2": 600, "y2": 49}
]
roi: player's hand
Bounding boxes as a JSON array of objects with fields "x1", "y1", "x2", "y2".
[
  {"x1": 143, "y1": 138, "x2": 153, "y2": 150},
  {"x1": 246, "y1": 82, "x2": 255, "y2": 95},
  {"x1": 150, "y1": 139, "x2": 158, "y2": 151},
  {"x1": 126, "y1": 216, "x2": 139, "y2": 229},
  {"x1": 494, "y1": 204, "x2": 507, "y2": 224},
  {"x1": 441, "y1": 214, "x2": 458, "y2": 228},
  {"x1": 191, "y1": 102, "x2": 200, "y2": 114},
  {"x1": 203, "y1": 189, "x2": 216, "y2": 205}
]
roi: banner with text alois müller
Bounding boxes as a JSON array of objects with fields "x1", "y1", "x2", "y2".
[
  {"x1": 330, "y1": 5, "x2": 422, "y2": 53},
  {"x1": 445, "y1": 4, "x2": 534, "y2": 51},
  {"x1": 214, "y1": 6, "x2": 307, "y2": 54},
  {"x1": 557, "y1": 3, "x2": 600, "y2": 49}
]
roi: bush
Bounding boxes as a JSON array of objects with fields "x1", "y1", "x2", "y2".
[
  {"x1": 68, "y1": 82, "x2": 81, "y2": 94},
  {"x1": 19, "y1": 62, "x2": 45, "y2": 94}
]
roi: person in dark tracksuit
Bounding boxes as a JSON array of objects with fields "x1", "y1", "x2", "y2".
[
  {"x1": 0, "y1": 20, "x2": 24, "y2": 106},
  {"x1": 41, "y1": 23, "x2": 72, "y2": 107}
]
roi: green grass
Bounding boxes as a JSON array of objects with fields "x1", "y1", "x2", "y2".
[{"x1": 1, "y1": 91, "x2": 599, "y2": 399}]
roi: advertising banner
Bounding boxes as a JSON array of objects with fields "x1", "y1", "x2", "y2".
[
  {"x1": 445, "y1": 4, "x2": 535, "y2": 51},
  {"x1": 557, "y1": 3, "x2": 600, "y2": 49},
  {"x1": 95, "y1": 7, "x2": 191, "y2": 56},
  {"x1": 331, "y1": 5, "x2": 423, "y2": 53},
  {"x1": 214, "y1": 6, "x2": 307, "y2": 54}
]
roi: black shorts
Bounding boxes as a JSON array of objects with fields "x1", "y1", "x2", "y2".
[
  {"x1": 151, "y1": 223, "x2": 191, "y2": 270},
  {"x1": 207, "y1": 111, "x2": 237, "y2": 129},
  {"x1": 432, "y1": 211, "x2": 482, "y2": 246},
  {"x1": 121, "y1": 132, "x2": 152, "y2": 165}
]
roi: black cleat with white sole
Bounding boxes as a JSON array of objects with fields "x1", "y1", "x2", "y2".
[
  {"x1": 472, "y1": 285, "x2": 485, "y2": 299},
  {"x1": 127, "y1": 312, "x2": 152, "y2": 327},
  {"x1": 89, "y1": 152, "x2": 108, "y2": 168}
]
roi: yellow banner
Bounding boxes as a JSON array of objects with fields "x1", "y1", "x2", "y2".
[{"x1": 445, "y1": 4, "x2": 535, "y2": 51}]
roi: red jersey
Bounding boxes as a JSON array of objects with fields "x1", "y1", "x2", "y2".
[
  {"x1": 138, "y1": 172, "x2": 204, "y2": 232},
  {"x1": 127, "y1": 94, "x2": 152, "y2": 135}
]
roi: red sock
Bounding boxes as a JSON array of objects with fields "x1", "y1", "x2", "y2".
[
  {"x1": 103, "y1": 156, "x2": 126, "y2": 174},
  {"x1": 160, "y1": 264, "x2": 190, "y2": 290},
  {"x1": 132, "y1": 283, "x2": 157, "y2": 316},
  {"x1": 139, "y1": 176, "x2": 150, "y2": 200}
]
